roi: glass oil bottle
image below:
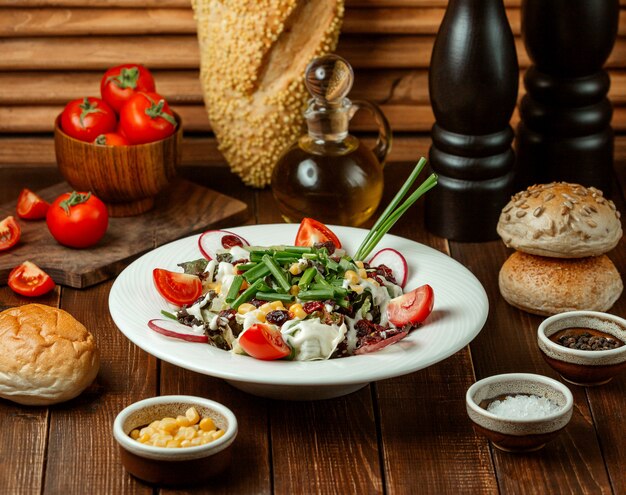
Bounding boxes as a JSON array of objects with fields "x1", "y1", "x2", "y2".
[{"x1": 271, "y1": 54, "x2": 391, "y2": 227}]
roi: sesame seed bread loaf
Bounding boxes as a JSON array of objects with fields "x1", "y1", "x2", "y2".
[
  {"x1": 498, "y1": 252, "x2": 623, "y2": 316},
  {"x1": 0, "y1": 304, "x2": 99, "y2": 405},
  {"x1": 193, "y1": 0, "x2": 344, "y2": 187},
  {"x1": 496, "y1": 183, "x2": 622, "y2": 258}
]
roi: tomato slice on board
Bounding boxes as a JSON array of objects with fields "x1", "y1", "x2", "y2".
[
  {"x1": 8, "y1": 261, "x2": 56, "y2": 297},
  {"x1": 153, "y1": 268, "x2": 202, "y2": 306},
  {"x1": 0, "y1": 216, "x2": 20, "y2": 251},
  {"x1": 238, "y1": 323, "x2": 291, "y2": 360},
  {"x1": 294, "y1": 218, "x2": 342, "y2": 249},
  {"x1": 17, "y1": 189, "x2": 49, "y2": 220},
  {"x1": 386, "y1": 284, "x2": 434, "y2": 327}
]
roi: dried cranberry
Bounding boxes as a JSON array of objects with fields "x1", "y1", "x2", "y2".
[
  {"x1": 249, "y1": 298, "x2": 264, "y2": 308},
  {"x1": 303, "y1": 301, "x2": 324, "y2": 314},
  {"x1": 218, "y1": 309, "x2": 236, "y2": 321},
  {"x1": 221, "y1": 234, "x2": 244, "y2": 249},
  {"x1": 354, "y1": 319, "x2": 385, "y2": 337},
  {"x1": 314, "y1": 241, "x2": 336, "y2": 255},
  {"x1": 265, "y1": 310, "x2": 291, "y2": 326},
  {"x1": 375, "y1": 264, "x2": 397, "y2": 285}
]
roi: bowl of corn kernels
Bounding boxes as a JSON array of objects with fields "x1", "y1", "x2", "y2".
[{"x1": 113, "y1": 395, "x2": 238, "y2": 485}]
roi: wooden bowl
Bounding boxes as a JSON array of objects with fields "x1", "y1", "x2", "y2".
[{"x1": 54, "y1": 114, "x2": 181, "y2": 217}]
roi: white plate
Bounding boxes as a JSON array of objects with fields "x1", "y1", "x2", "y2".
[{"x1": 109, "y1": 224, "x2": 489, "y2": 400}]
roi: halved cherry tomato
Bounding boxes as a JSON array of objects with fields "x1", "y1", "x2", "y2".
[
  {"x1": 119, "y1": 92, "x2": 177, "y2": 144},
  {"x1": 100, "y1": 64, "x2": 156, "y2": 112},
  {"x1": 294, "y1": 218, "x2": 342, "y2": 249},
  {"x1": 8, "y1": 261, "x2": 55, "y2": 297},
  {"x1": 0, "y1": 216, "x2": 20, "y2": 251},
  {"x1": 17, "y1": 188, "x2": 49, "y2": 219},
  {"x1": 238, "y1": 323, "x2": 291, "y2": 360},
  {"x1": 153, "y1": 268, "x2": 202, "y2": 306},
  {"x1": 94, "y1": 133, "x2": 129, "y2": 146},
  {"x1": 386, "y1": 284, "x2": 434, "y2": 327},
  {"x1": 60, "y1": 97, "x2": 117, "y2": 143}
]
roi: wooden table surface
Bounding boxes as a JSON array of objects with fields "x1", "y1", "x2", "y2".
[{"x1": 1, "y1": 161, "x2": 625, "y2": 495}]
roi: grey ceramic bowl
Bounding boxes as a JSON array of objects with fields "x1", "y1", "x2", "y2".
[
  {"x1": 113, "y1": 395, "x2": 238, "y2": 485},
  {"x1": 466, "y1": 373, "x2": 573, "y2": 452},
  {"x1": 538, "y1": 311, "x2": 626, "y2": 386}
]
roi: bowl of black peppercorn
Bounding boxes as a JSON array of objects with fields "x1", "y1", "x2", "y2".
[{"x1": 538, "y1": 311, "x2": 626, "y2": 386}]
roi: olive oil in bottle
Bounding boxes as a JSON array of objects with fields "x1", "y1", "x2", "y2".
[{"x1": 271, "y1": 55, "x2": 391, "y2": 227}]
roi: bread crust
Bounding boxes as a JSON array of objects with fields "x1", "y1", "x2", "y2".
[
  {"x1": 0, "y1": 304, "x2": 99, "y2": 405},
  {"x1": 497, "y1": 182, "x2": 622, "y2": 258},
  {"x1": 193, "y1": 0, "x2": 344, "y2": 187},
  {"x1": 498, "y1": 252, "x2": 623, "y2": 316}
]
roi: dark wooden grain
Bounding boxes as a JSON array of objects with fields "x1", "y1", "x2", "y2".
[{"x1": 0, "y1": 179, "x2": 249, "y2": 288}]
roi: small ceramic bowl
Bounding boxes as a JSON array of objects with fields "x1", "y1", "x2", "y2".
[
  {"x1": 538, "y1": 310, "x2": 626, "y2": 386},
  {"x1": 113, "y1": 395, "x2": 237, "y2": 485},
  {"x1": 466, "y1": 373, "x2": 573, "y2": 452},
  {"x1": 54, "y1": 113, "x2": 181, "y2": 217}
]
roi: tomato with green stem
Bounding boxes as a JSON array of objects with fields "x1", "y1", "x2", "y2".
[
  {"x1": 153, "y1": 269, "x2": 202, "y2": 306},
  {"x1": 17, "y1": 189, "x2": 49, "y2": 220},
  {"x1": 8, "y1": 261, "x2": 55, "y2": 297},
  {"x1": 100, "y1": 64, "x2": 156, "y2": 112},
  {"x1": 0, "y1": 216, "x2": 20, "y2": 251},
  {"x1": 46, "y1": 191, "x2": 108, "y2": 248},
  {"x1": 294, "y1": 218, "x2": 342, "y2": 249},
  {"x1": 94, "y1": 133, "x2": 129, "y2": 146},
  {"x1": 61, "y1": 97, "x2": 116, "y2": 142},
  {"x1": 238, "y1": 323, "x2": 291, "y2": 360},
  {"x1": 119, "y1": 92, "x2": 177, "y2": 144}
]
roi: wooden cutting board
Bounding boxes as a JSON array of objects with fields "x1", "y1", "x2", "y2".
[{"x1": 0, "y1": 179, "x2": 249, "y2": 288}]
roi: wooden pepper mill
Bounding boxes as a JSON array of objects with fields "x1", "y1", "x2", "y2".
[
  {"x1": 517, "y1": 0, "x2": 620, "y2": 193},
  {"x1": 425, "y1": 0, "x2": 519, "y2": 241}
]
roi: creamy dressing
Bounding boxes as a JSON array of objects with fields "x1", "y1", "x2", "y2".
[{"x1": 281, "y1": 318, "x2": 347, "y2": 361}]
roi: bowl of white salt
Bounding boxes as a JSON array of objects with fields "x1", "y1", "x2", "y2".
[{"x1": 466, "y1": 373, "x2": 573, "y2": 452}]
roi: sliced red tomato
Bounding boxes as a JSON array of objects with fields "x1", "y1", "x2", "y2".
[
  {"x1": 294, "y1": 218, "x2": 342, "y2": 249},
  {"x1": 17, "y1": 188, "x2": 49, "y2": 220},
  {"x1": 387, "y1": 284, "x2": 434, "y2": 327},
  {"x1": 238, "y1": 323, "x2": 291, "y2": 360},
  {"x1": 0, "y1": 216, "x2": 20, "y2": 251},
  {"x1": 153, "y1": 268, "x2": 202, "y2": 306},
  {"x1": 8, "y1": 261, "x2": 55, "y2": 297}
]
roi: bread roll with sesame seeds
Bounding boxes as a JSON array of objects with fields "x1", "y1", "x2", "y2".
[
  {"x1": 498, "y1": 252, "x2": 623, "y2": 316},
  {"x1": 192, "y1": 0, "x2": 344, "y2": 187},
  {"x1": 496, "y1": 182, "x2": 622, "y2": 258}
]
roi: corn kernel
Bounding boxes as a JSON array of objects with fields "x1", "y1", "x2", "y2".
[
  {"x1": 176, "y1": 415, "x2": 191, "y2": 427},
  {"x1": 355, "y1": 261, "x2": 364, "y2": 268},
  {"x1": 256, "y1": 312, "x2": 266, "y2": 323},
  {"x1": 366, "y1": 277, "x2": 380, "y2": 287},
  {"x1": 199, "y1": 417, "x2": 216, "y2": 432},
  {"x1": 190, "y1": 437, "x2": 202, "y2": 446},
  {"x1": 140, "y1": 426, "x2": 154, "y2": 437},
  {"x1": 166, "y1": 439, "x2": 181, "y2": 448},
  {"x1": 130, "y1": 429, "x2": 140, "y2": 440},
  {"x1": 259, "y1": 303, "x2": 273, "y2": 314},
  {"x1": 185, "y1": 407, "x2": 200, "y2": 425},
  {"x1": 358, "y1": 268, "x2": 368, "y2": 279},
  {"x1": 181, "y1": 439, "x2": 192, "y2": 448},
  {"x1": 149, "y1": 420, "x2": 160, "y2": 429},
  {"x1": 290, "y1": 303, "x2": 306, "y2": 319},
  {"x1": 350, "y1": 284, "x2": 364, "y2": 294},
  {"x1": 289, "y1": 263, "x2": 302, "y2": 275},
  {"x1": 290, "y1": 285, "x2": 299, "y2": 296},
  {"x1": 160, "y1": 418, "x2": 178, "y2": 433},
  {"x1": 238, "y1": 303, "x2": 256, "y2": 314},
  {"x1": 270, "y1": 300, "x2": 285, "y2": 310},
  {"x1": 211, "y1": 430, "x2": 225, "y2": 440},
  {"x1": 138, "y1": 433, "x2": 150, "y2": 443},
  {"x1": 344, "y1": 270, "x2": 359, "y2": 284}
]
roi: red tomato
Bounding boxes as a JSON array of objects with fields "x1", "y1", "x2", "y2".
[
  {"x1": 46, "y1": 192, "x2": 108, "y2": 248},
  {"x1": 238, "y1": 323, "x2": 291, "y2": 360},
  {"x1": 119, "y1": 92, "x2": 177, "y2": 144},
  {"x1": 16, "y1": 188, "x2": 49, "y2": 219},
  {"x1": 60, "y1": 97, "x2": 117, "y2": 142},
  {"x1": 153, "y1": 269, "x2": 202, "y2": 306},
  {"x1": 0, "y1": 216, "x2": 20, "y2": 251},
  {"x1": 94, "y1": 133, "x2": 129, "y2": 146},
  {"x1": 387, "y1": 284, "x2": 434, "y2": 327},
  {"x1": 100, "y1": 64, "x2": 156, "y2": 112},
  {"x1": 294, "y1": 218, "x2": 342, "y2": 249},
  {"x1": 8, "y1": 261, "x2": 55, "y2": 297}
]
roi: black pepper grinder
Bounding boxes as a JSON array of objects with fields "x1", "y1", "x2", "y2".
[
  {"x1": 517, "y1": 0, "x2": 619, "y2": 193},
  {"x1": 425, "y1": 0, "x2": 519, "y2": 241}
]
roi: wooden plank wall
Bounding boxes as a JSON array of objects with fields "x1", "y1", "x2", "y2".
[{"x1": 0, "y1": 0, "x2": 625, "y2": 168}]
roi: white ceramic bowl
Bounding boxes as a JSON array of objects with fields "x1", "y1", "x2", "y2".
[
  {"x1": 538, "y1": 311, "x2": 626, "y2": 386},
  {"x1": 466, "y1": 373, "x2": 573, "y2": 452},
  {"x1": 113, "y1": 395, "x2": 238, "y2": 485}
]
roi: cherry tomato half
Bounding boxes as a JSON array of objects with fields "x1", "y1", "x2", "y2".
[
  {"x1": 94, "y1": 133, "x2": 130, "y2": 146},
  {"x1": 119, "y1": 92, "x2": 177, "y2": 145},
  {"x1": 294, "y1": 218, "x2": 342, "y2": 249},
  {"x1": 238, "y1": 323, "x2": 291, "y2": 361},
  {"x1": 8, "y1": 261, "x2": 56, "y2": 297},
  {"x1": 0, "y1": 216, "x2": 20, "y2": 251},
  {"x1": 386, "y1": 284, "x2": 434, "y2": 327},
  {"x1": 60, "y1": 97, "x2": 117, "y2": 143},
  {"x1": 46, "y1": 192, "x2": 108, "y2": 248},
  {"x1": 17, "y1": 188, "x2": 49, "y2": 220},
  {"x1": 100, "y1": 64, "x2": 156, "y2": 112},
  {"x1": 153, "y1": 269, "x2": 202, "y2": 306}
]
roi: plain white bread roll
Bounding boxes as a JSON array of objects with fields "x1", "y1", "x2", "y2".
[
  {"x1": 497, "y1": 182, "x2": 622, "y2": 258},
  {"x1": 499, "y1": 252, "x2": 623, "y2": 316},
  {"x1": 0, "y1": 304, "x2": 99, "y2": 405}
]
